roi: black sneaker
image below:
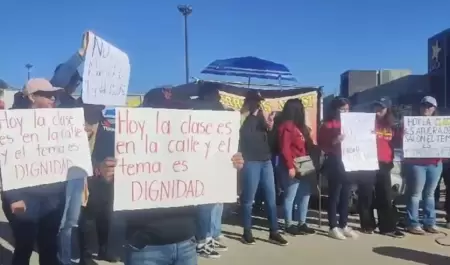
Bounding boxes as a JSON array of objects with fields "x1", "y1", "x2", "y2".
[
  {"x1": 297, "y1": 223, "x2": 315, "y2": 235},
  {"x1": 360, "y1": 228, "x2": 375, "y2": 234},
  {"x1": 241, "y1": 230, "x2": 256, "y2": 245},
  {"x1": 382, "y1": 230, "x2": 405, "y2": 238},
  {"x1": 196, "y1": 244, "x2": 221, "y2": 258},
  {"x1": 286, "y1": 225, "x2": 300, "y2": 236},
  {"x1": 269, "y1": 232, "x2": 288, "y2": 246},
  {"x1": 209, "y1": 239, "x2": 228, "y2": 252}
]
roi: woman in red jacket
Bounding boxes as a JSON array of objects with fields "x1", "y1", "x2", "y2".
[
  {"x1": 277, "y1": 99, "x2": 316, "y2": 235},
  {"x1": 358, "y1": 98, "x2": 405, "y2": 237},
  {"x1": 318, "y1": 97, "x2": 358, "y2": 240}
]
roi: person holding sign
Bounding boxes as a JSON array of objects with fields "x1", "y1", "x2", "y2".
[
  {"x1": 358, "y1": 98, "x2": 405, "y2": 237},
  {"x1": 239, "y1": 91, "x2": 288, "y2": 246},
  {"x1": 318, "y1": 96, "x2": 359, "y2": 240},
  {"x1": 51, "y1": 31, "x2": 89, "y2": 108},
  {"x1": 1, "y1": 78, "x2": 66, "y2": 265},
  {"x1": 404, "y1": 96, "x2": 442, "y2": 235},
  {"x1": 277, "y1": 99, "x2": 317, "y2": 236}
]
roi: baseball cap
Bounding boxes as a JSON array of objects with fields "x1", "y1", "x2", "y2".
[
  {"x1": 23, "y1": 78, "x2": 62, "y2": 96},
  {"x1": 420, "y1": 96, "x2": 437, "y2": 107},
  {"x1": 373, "y1": 97, "x2": 392, "y2": 108}
]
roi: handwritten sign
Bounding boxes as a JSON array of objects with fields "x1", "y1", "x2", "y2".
[
  {"x1": 340, "y1": 112, "x2": 379, "y2": 171},
  {"x1": 113, "y1": 108, "x2": 240, "y2": 211},
  {"x1": 403, "y1": 116, "x2": 450, "y2": 158},
  {"x1": 82, "y1": 32, "x2": 130, "y2": 106},
  {"x1": 0, "y1": 109, "x2": 93, "y2": 191}
]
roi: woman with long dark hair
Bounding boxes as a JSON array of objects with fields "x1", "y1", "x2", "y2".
[
  {"x1": 277, "y1": 99, "x2": 316, "y2": 235},
  {"x1": 2, "y1": 78, "x2": 66, "y2": 265},
  {"x1": 405, "y1": 96, "x2": 442, "y2": 235},
  {"x1": 318, "y1": 96, "x2": 358, "y2": 240},
  {"x1": 357, "y1": 98, "x2": 405, "y2": 237},
  {"x1": 239, "y1": 91, "x2": 287, "y2": 245}
]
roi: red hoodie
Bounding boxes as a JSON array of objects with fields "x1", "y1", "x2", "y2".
[
  {"x1": 318, "y1": 119, "x2": 341, "y2": 156},
  {"x1": 278, "y1": 121, "x2": 307, "y2": 170},
  {"x1": 375, "y1": 120, "x2": 395, "y2": 163}
]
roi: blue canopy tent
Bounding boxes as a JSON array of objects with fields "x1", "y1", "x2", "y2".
[{"x1": 201, "y1": 56, "x2": 297, "y2": 87}]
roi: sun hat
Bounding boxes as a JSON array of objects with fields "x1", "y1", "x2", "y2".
[{"x1": 23, "y1": 78, "x2": 62, "y2": 96}]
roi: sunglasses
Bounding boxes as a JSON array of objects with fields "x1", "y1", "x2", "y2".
[
  {"x1": 421, "y1": 103, "x2": 435, "y2": 109},
  {"x1": 33, "y1": 91, "x2": 56, "y2": 100}
]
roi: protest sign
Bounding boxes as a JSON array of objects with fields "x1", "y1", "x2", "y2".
[
  {"x1": 0, "y1": 108, "x2": 93, "y2": 191},
  {"x1": 403, "y1": 116, "x2": 450, "y2": 158},
  {"x1": 113, "y1": 108, "x2": 240, "y2": 211},
  {"x1": 340, "y1": 112, "x2": 379, "y2": 171},
  {"x1": 82, "y1": 31, "x2": 130, "y2": 106}
]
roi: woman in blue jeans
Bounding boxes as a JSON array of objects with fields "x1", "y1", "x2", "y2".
[
  {"x1": 239, "y1": 91, "x2": 287, "y2": 246},
  {"x1": 277, "y1": 99, "x2": 316, "y2": 235},
  {"x1": 405, "y1": 96, "x2": 442, "y2": 235}
]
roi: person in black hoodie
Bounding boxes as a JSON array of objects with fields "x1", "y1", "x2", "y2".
[
  {"x1": 97, "y1": 89, "x2": 244, "y2": 265},
  {"x1": 2, "y1": 78, "x2": 67, "y2": 265}
]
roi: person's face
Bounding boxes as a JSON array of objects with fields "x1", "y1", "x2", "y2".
[
  {"x1": 374, "y1": 104, "x2": 387, "y2": 118},
  {"x1": 29, "y1": 91, "x2": 56, "y2": 108},
  {"x1": 339, "y1": 104, "x2": 350, "y2": 113},
  {"x1": 420, "y1": 103, "x2": 436, "y2": 116}
]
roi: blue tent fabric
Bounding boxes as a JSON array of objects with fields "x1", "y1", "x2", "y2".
[{"x1": 201, "y1": 56, "x2": 297, "y2": 82}]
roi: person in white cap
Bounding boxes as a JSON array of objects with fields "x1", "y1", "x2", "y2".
[{"x1": 404, "y1": 95, "x2": 442, "y2": 235}]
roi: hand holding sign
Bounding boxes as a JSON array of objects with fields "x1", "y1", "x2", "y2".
[
  {"x1": 10, "y1": 200, "x2": 26, "y2": 214},
  {"x1": 78, "y1": 31, "x2": 90, "y2": 57},
  {"x1": 231, "y1": 152, "x2": 244, "y2": 170},
  {"x1": 98, "y1": 157, "x2": 116, "y2": 182}
]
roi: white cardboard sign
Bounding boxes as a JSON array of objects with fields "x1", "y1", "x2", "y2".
[
  {"x1": 0, "y1": 108, "x2": 93, "y2": 191},
  {"x1": 113, "y1": 108, "x2": 240, "y2": 211},
  {"x1": 82, "y1": 32, "x2": 130, "y2": 106}
]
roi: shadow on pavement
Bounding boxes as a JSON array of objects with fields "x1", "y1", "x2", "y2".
[
  {"x1": 373, "y1": 246, "x2": 450, "y2": 265},
  {"x1": 0, "y1": 221, "x2": 13, "y2": 265}
]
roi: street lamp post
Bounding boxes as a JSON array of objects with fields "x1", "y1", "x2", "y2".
[
  {"x1": 25, "y1": 63, "x2": 33, "y2": 80},
  {"x1": 178, "y1": 4, "x2": 192, "y2": 84}
]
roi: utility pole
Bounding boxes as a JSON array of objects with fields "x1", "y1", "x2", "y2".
[
  {"x1": 25, "y1": 63, "x2": 33, "y2": 80},
  {"x1": 177, "y1": 5, "x2": 193, "y2": 84}
]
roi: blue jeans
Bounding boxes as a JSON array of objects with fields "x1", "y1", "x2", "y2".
[
  {"x1": 211, "y1": 203, "x2": 223, "y2": 239},
  {"x1": 241, "y1": 160, "x2": 278, "y2": 231},
  {"x1": 125, "y1": 238, "x2": 197, "y2": 265},
  {"x1": 58, "y1": 178, "x2": 84, "y2": 265},
  {"x1": 195, "y1": 204, "x2": 214, "y2": 242},
  {"x1": 279, "y1": 164, "x2": 311, "y2": 226},
  {"x1": 406, "y1": 162, "x2": 443, "y2": 227}
]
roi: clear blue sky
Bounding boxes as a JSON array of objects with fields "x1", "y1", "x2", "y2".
[{"x1": 1, "y1": 0, "x2": 449, "y2": 95}]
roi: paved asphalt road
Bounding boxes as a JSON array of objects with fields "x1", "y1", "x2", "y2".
[{"x1": 1, "y1": 206, "x2": 450, "y2": 265}]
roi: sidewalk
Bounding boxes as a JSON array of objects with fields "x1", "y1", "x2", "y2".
[{"x1": 1, "y1": 209, "x2": 449, "y2": 265}]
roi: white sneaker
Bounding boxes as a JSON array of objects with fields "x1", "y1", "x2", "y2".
[
  {"x1": 329, "y1": 227, "x2": 346, "y2": 240},
  {"x1": 342, "y1": 226, "x2": 359, "y2": 239}
]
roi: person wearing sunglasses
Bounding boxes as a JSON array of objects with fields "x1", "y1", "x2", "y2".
[
  {"x1": 404, "y1": 96, "x2": 442, "y2": 235},
  {"x1": 1, "y1": 78, "x2": 65, "y2": 265}
]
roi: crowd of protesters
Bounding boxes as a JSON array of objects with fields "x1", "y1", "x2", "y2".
[{"x1": 1, "y1": 37, "x2": 450, "y2": 265}]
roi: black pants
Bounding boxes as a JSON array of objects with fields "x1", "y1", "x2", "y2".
[
  {"x1": 358, "y1": 162, "x2": 397, "y2": 232},
  {"x1": 3, "y1": 199, "x2": 64, "y2": 265},
  {"x1": 325, "y1": 155, "x2": 352, "y2": 229},
  {"x1": 78, "y1": 203, "x2": 111, "y2": 263}
]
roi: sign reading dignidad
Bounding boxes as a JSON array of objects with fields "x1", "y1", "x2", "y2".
[
  {"x1": 113, "y1": 108, "x2": 240, "y2": 211},
  {"x1": 0, "y1": 108, "x2": 93, "y2": 191}
]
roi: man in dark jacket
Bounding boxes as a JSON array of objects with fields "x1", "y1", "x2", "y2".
[{"x1": 98, "y1": 89, "x2": 244, "y2": 265}]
